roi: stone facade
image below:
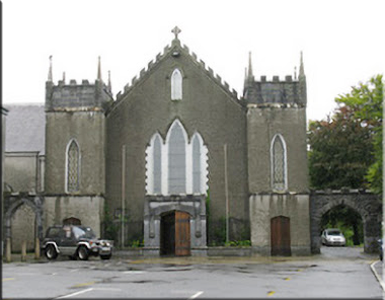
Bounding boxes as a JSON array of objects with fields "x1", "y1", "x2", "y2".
[
  {"x1": 249, "y1": 194, "x2": 311, "y2": 255},
  {"x1": 43, "y1": 196, "x2": 105, "y2": 238},
  {"x1": 4, "y1": 29, "x2": 316, "y2": 256}
]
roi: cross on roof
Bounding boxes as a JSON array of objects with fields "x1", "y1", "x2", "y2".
[{"x1": 172, "y1": 26, "x2": 181, "y2": 39}]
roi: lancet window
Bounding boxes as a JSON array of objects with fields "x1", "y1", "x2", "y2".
[
  {"x1": 171, "y1": 69, "x2": 183, "y2": 100},
  {"x1": 271, "y1": 134, "x2": 287, "y2": 191},
  {"x1": 146, "y1": 120, "x2": 208, "y2": 195},
  {"x1": 66, "y1": 139, "x2": 80, "y2": 193}
]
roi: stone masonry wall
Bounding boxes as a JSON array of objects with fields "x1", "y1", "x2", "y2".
[
  {"x1": 247, "y1": 106, "x2": 308, "y2": 193},
  {"x1": 250, "y1": 193, "x2": 311, "y2": 255},
  {"x1": 43, "y1": 196, "x2": 105, "y2": 238},
  {"x1": 45, "y1": 111, "x2": 106, "y2": 195}
]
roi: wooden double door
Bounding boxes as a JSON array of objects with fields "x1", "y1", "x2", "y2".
[
  {"x1": 271, "y1": 216, "x2": 291, "y2": 256},
  {"x1": 160, "y1": 211, "x2": 191, "y2": 256}
]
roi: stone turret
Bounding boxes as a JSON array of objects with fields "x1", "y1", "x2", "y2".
[
  {"x1": 45, "y1": 56, "x2": 113, "y2": 112},
  {"x1": 243, "y1": 52, "x2": 307, "y2": 107}
]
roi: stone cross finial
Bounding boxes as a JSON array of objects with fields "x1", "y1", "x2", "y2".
[{"x1": 172, "y1": 26, "x2": 181, "y2": 39}]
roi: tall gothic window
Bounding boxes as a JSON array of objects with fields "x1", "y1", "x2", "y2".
[
  {"x1": 168, "y1": 121, "x2": 186, "y2": 194},
  {"x1": 145, "y1": 120, "x2": 208, "y2": 195},
  {"x1": 66, "y1": 139, "x2": 80, "y2": 193},
  {"x1": 192, "y1": 134, "x2": 202, "y2": 194},
  {"x1": 171, "y1": 69, "x2": 182, "y2": 100},
  {"x1": 271, "y1": 134, "x2": 287, "y2": 191},
  {"x1": 153, "y1": 135, "x2": 162, "y2": 194}
]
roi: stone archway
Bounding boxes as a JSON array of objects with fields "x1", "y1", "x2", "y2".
[
  {"x1": 310, "y1": 190, "x2": 381, "y2": 254},
  {"x1": 4, "y1": 193, "x2": 44, "y2": 252}
]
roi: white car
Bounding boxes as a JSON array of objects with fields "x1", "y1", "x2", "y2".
[{"x1": 321, "y1": 229, "x2": 346, "y2": 246}]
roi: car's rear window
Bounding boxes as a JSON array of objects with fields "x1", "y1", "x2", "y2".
[{"x1": 73, "y1": 226, "x2": 96, "y2": 239}]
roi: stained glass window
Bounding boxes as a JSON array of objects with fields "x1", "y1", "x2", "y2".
[
  {"x1": 67, "y1": 140, "x2": 80, "y2": 192},
  {"x1": 192, "y1": 135, "x2": 201, "y2": 193},
  {"x1": 153, "y1": 135, "x2": 162, "y2": 194},
  {"x1": 168, "y1": 122, "x2": 186, "y2": 194},
  {"x1": 272, "y1": 135, "x2": 286, "y2": 191}
]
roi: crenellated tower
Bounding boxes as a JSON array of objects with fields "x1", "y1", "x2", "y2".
[
  {"x1": 243, "y1": 52, "x2": 306, "y2": 107},
  {"x1": 45, "y1": 57, "x2": 112, "y2": 111},
  {"x1": 44, "y1": 56, "x2": 112, "y2": 237},
  {"x1": 245, "y1": 52, "x2": 310, "y2": 255}
]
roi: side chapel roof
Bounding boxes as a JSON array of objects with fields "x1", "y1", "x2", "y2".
[{"x1": 4, "y1": 104, "x2": 45, "y2": 155}]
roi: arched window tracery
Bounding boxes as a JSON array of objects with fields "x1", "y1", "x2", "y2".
[
  {"x1": 145, "y1": 120, "x2": 208, "y2": 195},
  {"x1": 271, "y1": 134, "x2": 287, "y2": 191},
  {"x1": 66, "y1": 139, "x2": 80, "y2": 193}
]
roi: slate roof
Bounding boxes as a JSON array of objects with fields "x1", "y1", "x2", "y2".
[{"x1": 4, "y1": 104, "x2": 45, "y2": 154}]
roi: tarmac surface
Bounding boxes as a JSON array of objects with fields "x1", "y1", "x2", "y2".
[
  {"x1": 3, "y1": 247, "x2": 384, "y2": 298},
  {"x1": 6, "y1": 246, "x2": 384, "y2": 288}
]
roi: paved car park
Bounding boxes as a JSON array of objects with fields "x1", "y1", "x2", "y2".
[{"x1": 2, "y1": 247, "x2": 383, "y2": 298}]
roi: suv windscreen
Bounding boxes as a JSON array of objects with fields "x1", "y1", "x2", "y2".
[{"x1": 73, "y1": 226, "x2": 96, "y2": 239}]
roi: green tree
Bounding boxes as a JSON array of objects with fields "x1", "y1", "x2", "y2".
[
  {"x1": 335, "y1": 75, "x2": 383, "y2": 194},
  {"x1": 308, "y1": 105, "x2": 374, "y2": 189}
]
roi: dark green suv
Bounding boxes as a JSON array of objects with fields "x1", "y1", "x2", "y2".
[{"x1": 42, "y1": 225, "x2": 113, "y2": 260}]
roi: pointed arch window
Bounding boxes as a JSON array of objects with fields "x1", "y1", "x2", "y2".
[
  {"x1": 153, "y1": 135, "x2": 162, "y2": 194},
  {"x1": 66, "y1": 139, "x2": 80, "y2": 193},
  {"x1": 192, "y1": 134, "x2": 202, "y2": 194},
  {"x1": 168, "y1": 121, "x2": 186, "y2": 194},
  {"x1": 145, "y1": 120, "x2": 208, "y2": 195},
  {"x1": 271, "y1": 134, "x2": 287, "y2": 191},
  {"x1": 171, "y1": 69, "x2": 183, "y2": 100}
]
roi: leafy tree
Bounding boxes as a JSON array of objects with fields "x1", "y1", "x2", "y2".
[
  {"x1": 335, "y1": 75, "x2": 383, "y2": 194},
  {"x1": 308, "y1": 105, "x2": 374, "y2": 189}
]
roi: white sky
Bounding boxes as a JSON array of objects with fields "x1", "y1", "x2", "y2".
[{"x1": 2, "y1": 0, "x2": 385, "y2": 121}]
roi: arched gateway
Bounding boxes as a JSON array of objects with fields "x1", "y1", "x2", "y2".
[
  {"x1": 4, "y1": 193, "x2": 44, "y2": 252},
  {"x1": 310, "y1": 190, "x2": 381, "y2": 254}
]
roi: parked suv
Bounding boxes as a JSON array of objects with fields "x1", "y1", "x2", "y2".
[{"x1": 42, "y1": 225, "x2": 113, "y2": 260}]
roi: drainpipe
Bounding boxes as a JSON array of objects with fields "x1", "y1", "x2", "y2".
[
  {"x1": 224, "y1": 144, "x2": 229, "y2": 243},
  {"x1": 121, "y1": 145, "x2": 126, "y2": 248}
]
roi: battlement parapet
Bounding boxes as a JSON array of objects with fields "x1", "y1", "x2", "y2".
[
  {"x1": 45, "y1": 79, "x2": 112, "y2": 111},
  {"x1": 244, "y1": 74, "x2": 306, "y2": 107}
]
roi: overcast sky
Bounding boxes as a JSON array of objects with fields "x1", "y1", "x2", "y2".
[{"x1": 2, "y1": 0, "x2": 384, "y2": 121}]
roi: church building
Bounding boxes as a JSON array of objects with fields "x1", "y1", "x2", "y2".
[{"x1": 7, "y1": 27, "x2": 311, "y2": 256}]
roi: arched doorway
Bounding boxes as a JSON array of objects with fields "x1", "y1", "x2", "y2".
[
  {"x1": 160, "y1": 210, "x2": 191, "y2": 256},
  {"x1": 63, "y1": 217, "x2": 81, "y2": 226},
  {"x1": 320, "y1": 204, "x2": 363, "y2": 246},
  {"x1": 271, "y1": 216, "x2": 291, "y2": 256},
  {"x1": 4, "y1": 195, "x2": 44, "y2": 254},
  {"x1": 11, "y1": 204, "x2": 36, "y2": 252}
]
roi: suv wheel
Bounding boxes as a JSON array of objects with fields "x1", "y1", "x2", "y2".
[
  {"x1": 77, "y1": 246, "x2": 89, "y2": 260},
  {"x1": 45, "y1": 245, "x2": 58, "y2": 260}
]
